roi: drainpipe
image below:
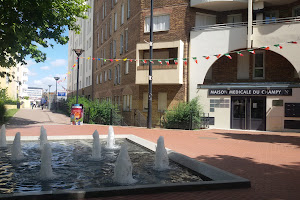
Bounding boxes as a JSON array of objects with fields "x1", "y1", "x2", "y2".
[{"x1": 248, "y1": 0, "x2": 253, "y2": 48}]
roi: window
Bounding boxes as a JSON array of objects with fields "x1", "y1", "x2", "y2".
[
  {"x1": 86, "y1": 60, "x2": 88, "y2": 72},
  {"x1": 102, "y1": 4, "x2": 105, "y2": 19},
  {"x1": 97, "y1": 12, "x2": 100, "y2": 26},
  {"x1": 96, "y1": 75, "x2": 99, "y2": 84},
  {"x1": 109, "y1": 69, "x2": 112, "y2": 80},
  {"x1": 123, "y1": 95, "x2": 132, "y2": 111},
  {"x1": 265, "y1": 10, "x2": 279, "y2": 23},
  {"x1": 253, "y1": 51, "x2": 265, "y2": 79},
  {"x1": 114, "y1": 65, "x2": 121, "y2": 85},
  {"x1": 103, "y1": 48, "x2": 106, "y2": 65},
  {"x1": 105, "y1": 1, "x2": 107, "y2": 16},
  {"x1": 195, "y1": 13, "x2": 216, "y2": 27},
  {"x1": 118, "y1": 64, "x2": 121, "y2": 84},
  {"x1": 127, "y1": 0, "x2": 130, "y2": 18},
  {"x1": 120, "y1": 34, "x2": 123, "y2": 54},
  {"x1": 105, "y1": 23, "x2": 108, "y2": 40},
  {"x1": 110, "y1": 42, "x2": 113, "y2": 59},
  {"x1": 125, "y1": 60, "x2": 129, "y2": 74},
  {"x1": 89, "y1": 76, "x2": 91, "y2": 85},
  {"x1": 97, "y1": 32, "x2": 99, "y2": 47},
  {"x1": 293, "y1": 6, "x2": 300, "y2": 17},
  {"x1": 101, "y1": 28, "x2": 104, "y2": 44},
  {"x1": 143, "y1": 92, "x2": 148, "y2": 111},
  {"x1": 114, "y1": 12, "x2": 118, "y2": 31},
  {"x1": 111, "y1": 0, "x2": 114, "y2": 9},
  {"x1": 158, "y1": 92, "x2": 167, "y2": 112},
  {"x1": 86, "y1": 77, "x2": 88, "y2": 86},
  {"x1": 121, "y1": 4, "x2": 125, "y2": 24},
  {"x1": 113, "y1": 40, "x2": 116, "y2": 58},
  {"x1": 110, "y1": 17, "x2": 112, "y2": 35},
  {"x1": 104, "y1": 70, "x2": 107, "y2": 81},
  {"x1": 100, "y1": 73, "x2": 103, "y2": 83},
  {"x1": 125, "y1": 29, "x2": 128, "y2": 51},
  {"x1": 114, "y1": 66, "x2": 118, "y2": 85},
  {"x1": 89, "y1": 37, "x2": 91, "y2": 48},
  {"x1": 145, "y1": 15, "x2": 170, "y2": 32},
  {"x1": 6, "y1": 75, "x2": 9, "y2": 84},
  {"x1": 227, "y1": 14, "x2": 242, "y2": 23}
]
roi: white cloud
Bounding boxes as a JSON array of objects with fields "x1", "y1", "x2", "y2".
[
  {"x1": 25, "y1": 59, "x2": 36, "y2": 67},
  {"x1": 33, "y1": 75, "x2": 67, "y2": 91},
  {"x1": 40, "y1": 66, "x2": 50, "y2": 70},
  {"x1": 27, "y1": 69, "x2": 37, "y2": 76},
  {"x1": 50, "y1": 59, "x2": 67, "y2": 67}
]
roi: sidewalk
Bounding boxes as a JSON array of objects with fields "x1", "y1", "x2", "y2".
[{"x1": 4, "y1": 110, "x2": 300, "y2": 199}]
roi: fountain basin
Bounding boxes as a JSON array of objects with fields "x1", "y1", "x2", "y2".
[{"x1": 0, "y1": 135, "x2": 250, "y2": 199}]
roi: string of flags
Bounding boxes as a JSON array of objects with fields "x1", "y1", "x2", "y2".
[{"x1": 66, "y1": 39, "x2": 298, "y2": 75}]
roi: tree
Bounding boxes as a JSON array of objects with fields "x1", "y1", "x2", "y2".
[{"x1": 0, "y1": 0, "x2": 89, "y2": 78}]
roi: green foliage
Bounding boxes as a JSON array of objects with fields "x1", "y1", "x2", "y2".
[
  {"x1": 66, "y1": 96, "x2": 120, "y2": 125},
  {"x1": 162, "y1": 98, "x2": 203, "y2": 130},
  {"x1": 0, "y1": 0, "x2": 89, "y2": 77},
  {"x1": 0, "y1": 88, "x2": 8, "y2": 101},
  {"x1": 23, "y1": 96, "x2": 29, "y2": 100},
  {"x1": 0, "y1": 101, "x2": 6, "y2": 122}
]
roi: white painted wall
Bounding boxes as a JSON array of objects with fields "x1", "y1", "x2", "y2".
[{"x1": 189, "y1": 27, "x2": 247, "y2": 101}]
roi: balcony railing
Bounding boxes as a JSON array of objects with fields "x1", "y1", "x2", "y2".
[
  {"x1": 192, "y1": 16, "x2": 300, "y2": 31},
  {"x1": 253, "y1": 16, "x2": 300, "y2": 26}
]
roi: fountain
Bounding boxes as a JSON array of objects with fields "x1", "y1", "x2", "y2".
[
  {"x1": 91, "y1": 130, "x2": 103, "y2": 161},
  {"x1": 0, "y1": 124, "x2": 7, "y2": 148},
  {"x1": 39, "y1": 126, "x2": 48, "y2": 150},
  {"x1": 154, "y1": 136, "x2": 169, "y2": 171},
  {"x1": 113, "y1": 144, "x2": 137, "y2": 185},
  {"x1": 105, "y1": 126, "x2": 120, "y2": 150},
  {"x1": 11, "y1": 132, "x2": 23, "y2": 161},
  {"x1": 40, "y1": 143, "x2": 55, "y2": 180}
]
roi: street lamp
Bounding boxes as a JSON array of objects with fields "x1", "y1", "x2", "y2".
[
  {"x1": 54, "y1": 77, "x2": 60, "y2": 111},
  {"x1": 48, "y1": 85, "x2": 52, "y2": 109},
  {"x1": 147, "y1": 0, "x2": 154, "y2": 129},
  {"x1": 73, "y1": 49, "x2": 84, "y2": 104}
]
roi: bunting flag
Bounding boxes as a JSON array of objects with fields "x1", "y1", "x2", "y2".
[
  {"x1": 183, "y1": 58, "x2": 187, "y2": 65},
  {"x1": 143, "y1": 60, "x2": 147, "y2": 64},
  {"x1": 214, "y1": 54, "x2": 222, "y2": 59},
  {"x1": 104, "y1": 59, "x2": 107, "y2": 62},
  {"x1": 248, "y1": 49, "x2": 255, "y2": 54},
  {"x1": 165, "y1": 60, "x2": 170, "y2": 65},
  {"x1": 193, "y1": 57, "x2": 198, "y2": 64},
  {"x1": 158, "y1": 60, "x2": 162, "y2": 64},
  {"x1": 236, "y1": 51, "x2": 244, "y2": 56},
  {"x1": 92, "y1": 58, "x2": 95, "y2": 60},
  {"x1": 130, "y1": 59, "x2": 133, "y2": 62},
  {"x1": 150, "y1": 60, "x2": 154, "y2": 64},
  {"x1": 87, "y1": 57, "x2": 91, "y2": 60},
  {"x1": 98, "y1": 58, "x2": 101, "y2": 61},
  {"x1": 116, "y1": 59, "x2": 119, "y2": 61},
  {"x1": 288, "y1": 41, "x2": 297, "y2": 44},
  {"x1": 110, "y1": 59, "x2": 113, "y2": 62},
  {"x1": 174, "y1": 59, "x2": 178, "y2": 65},
  {"x1": 203, "y1": 56, "x2": 210, "y2": 60},
  {"x1": 274, "y1": 44, "x2": 283, "y2": 49},
  {"x1": 225, "y1": 53, "x2": 232, "y2": 59},
  {"x1": 123, "y1": 58, "x2": 127, "y2": 61},
  {"x1": 260, "y1": 46, "x2": 270, "y2": 50}
]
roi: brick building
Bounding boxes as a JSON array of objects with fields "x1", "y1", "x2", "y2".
[
  {"x1": 189, "y1": 0, "x2": 300, "y2": 131},
  {"x1": 93, "y1": 0, "x2": 204, "y2": 126}
]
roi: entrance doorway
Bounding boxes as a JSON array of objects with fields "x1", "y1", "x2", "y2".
[{"x1": 231, "y1": 96, "x2": 266, "y2": 131}]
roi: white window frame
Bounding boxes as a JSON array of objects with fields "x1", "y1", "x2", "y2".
[
  {"x1": 104, "y1": 70, "x2": 107, "y2": 82},
  {"x1": 253, "y1": 51, "x2": 265, "y2": 79},
  {"x1": 110, "y1": 17, "x2": 112, "y2": 35},
  {"x1": 120, "y1": 33, "x2": 123, "y2": 55},
  {"x1": 100, "y1": 73, "x2": 103, "y2": 84},
  {"x1": 125, "y1": 29, "x2": 128, "y2": 51},
  {"x1": 144, "y1": 15, "x2": 170, "y2": 33},
  {"x1": 113, "y1": 40, "x2": 116, "y2": 58},
  {"x1": 109, "y1": 68, "x2": 112, "y2": 80}
]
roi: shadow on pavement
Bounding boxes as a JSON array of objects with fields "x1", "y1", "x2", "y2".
[
  {"x1": 194, "y1": 154, "x2": 300, "y2": 199},
  {"x1": 214, "y1": 132, "x2": 300, "y2": 148},
  {"x1": 6, "y1": 117, "x2": 47, "y2": 127}
]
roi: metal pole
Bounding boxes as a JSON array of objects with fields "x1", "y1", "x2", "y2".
[
  {"x1": 48, "y1": 85, "x2": 51, "y2": 110},
  {"x1": 76, "y1": 56, "x2": 80, "y2": 104},
  {"x1": 147, "y1": 0, "x2": 153, "y2": 129},
  {"x1": 55, "y1": 80, "x2": 58, "y2": 111}
]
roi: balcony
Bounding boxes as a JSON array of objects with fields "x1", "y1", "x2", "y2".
[
  {"x1": 190, "y1": 0, "x2": 247, "y2": 11},
  {"x1": 135, "y1": 40, "x2": 184, "y2": 85}
]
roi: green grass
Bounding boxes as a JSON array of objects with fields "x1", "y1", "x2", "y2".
[{"x1": 0, "y1": 109, "x2": 18, "y2": 125}]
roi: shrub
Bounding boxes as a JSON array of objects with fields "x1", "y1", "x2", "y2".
[
  {"x1": 0, "y1": 101, "x2": 6, "y2": 122},
  {"x1": 162, "y1": 98, "x2": 203, "y2": 130},
  {"x1": 67, "y1": 96, "x2": 92, "y2": 114},
  {"x1": 89, "y1": 100, "x2": 120, "y2": 124}
]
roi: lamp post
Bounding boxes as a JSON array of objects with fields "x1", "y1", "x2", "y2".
[
  {"x1": 48, "y1": 85, "x2": 52, "y2": 109},
  {"x1": 54, "y1": 77, "x2": 60, "y2": 111},
  {"x1": 73, "y1": 49, "x2": 84, "y2": 104},
  {"x1": 147, "y1": 0, "x2": 154, "y2": 129}
]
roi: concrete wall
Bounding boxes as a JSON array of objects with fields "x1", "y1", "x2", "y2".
[{"x1": 189, "y1": 26, "x2": 247, "y2": 100}]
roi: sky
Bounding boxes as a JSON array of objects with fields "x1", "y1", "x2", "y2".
[{"x1": 25, "y1": 30, "x2": 70, "y2": 93}]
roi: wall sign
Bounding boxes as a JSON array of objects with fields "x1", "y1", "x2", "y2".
[{"x1": 208, "y1": 89, "x2": 292, "y2": 96}]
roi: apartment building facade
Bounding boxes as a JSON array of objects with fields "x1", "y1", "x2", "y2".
[
  {"x1": 189, "y1": 0, "x2": 300, "y2": 131},
  {"x1": 68, "y1": 0, "x2": 94, "y2": 99},
  {"x1": 93, "y1": 0, "x2": 207, "y2": 126},
  {"x1": 0, "y1": 63, "x2": 29, "y2": 100}
]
